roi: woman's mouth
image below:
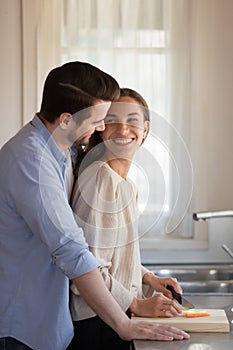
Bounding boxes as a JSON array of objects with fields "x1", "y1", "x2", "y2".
[{"x1": 112, "y1": 138, "x2": 134, "y2": 145}]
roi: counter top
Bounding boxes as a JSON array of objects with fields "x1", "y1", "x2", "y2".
[{"x1": 134, "y1": 295, "x2": 233, "y2": 350}]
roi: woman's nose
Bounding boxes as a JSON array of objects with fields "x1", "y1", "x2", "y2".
[{"x1": 117, "y1": 122, "x2": 129, "y2": 132}]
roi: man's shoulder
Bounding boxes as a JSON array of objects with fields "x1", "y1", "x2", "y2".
[{"x1": 1, "y1": 122, "x2": 46, "y2": 160}]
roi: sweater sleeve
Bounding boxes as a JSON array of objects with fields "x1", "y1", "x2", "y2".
[
  {"x1": 71, "y1": 163, "x2": 135, "y2": 314},
  {"x1": 141, "y1": 265, "x2": 155, "y2": 298}
]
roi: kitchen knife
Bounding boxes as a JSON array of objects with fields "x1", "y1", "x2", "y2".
[{"x1": 167, "y1": 285, "x2": 195, "y2": 309}]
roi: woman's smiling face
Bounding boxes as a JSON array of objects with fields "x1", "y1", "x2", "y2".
[{"x1": 101, "y1": 96, "x2": 149, "y2": 159}]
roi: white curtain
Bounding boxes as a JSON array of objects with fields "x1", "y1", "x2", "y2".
[
  {"x1": 61, "y1": 0, "x2": 195, "y2": 239},
  {"x1": 23, "y1": 0, "x2": 213, "y2": 244},
  {"x1": 36, "y1": 0, "x2": 63, "y2": 109},
  {"x1": 22, "y1": 0, "x2": 62, "y2": 121}
]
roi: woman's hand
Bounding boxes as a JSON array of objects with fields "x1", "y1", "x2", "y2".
[
  {"x1": 143, "y1": 272, "x2": 182, "y2": 299},
  {"x1": 129, "y1": 294, "x2": 182, "y2": 318}
]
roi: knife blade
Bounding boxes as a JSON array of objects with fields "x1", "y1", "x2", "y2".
[
  {"x1": 181, "y1": 296, "x2": 195, "y2": 309},
  {"x1": 167, "y1": 285, "x2": 195, "y2": 309}
]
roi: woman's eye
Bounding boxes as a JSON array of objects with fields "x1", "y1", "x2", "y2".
[
  {"x1": 128, "y1": 118, "x2": 139, "y2": 125},
  {"x1": 105, "y1": 118, "x2": 115, "y2": 124}
]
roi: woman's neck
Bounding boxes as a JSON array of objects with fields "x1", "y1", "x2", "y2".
[{"x1": 105, "y1": 157, "x2": 131, "y2": 179}]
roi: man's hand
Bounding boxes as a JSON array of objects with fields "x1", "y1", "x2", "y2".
[
  {"x1": 73, "y1": 269, "x2": 188, "y2": 343},
  {"x1": 120, "y1": 319, "x2": 190, "y2": 341}
]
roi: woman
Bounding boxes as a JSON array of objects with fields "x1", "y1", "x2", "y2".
[{"x1": 68, "y1": 89, "x2": 183, "y2": 350}]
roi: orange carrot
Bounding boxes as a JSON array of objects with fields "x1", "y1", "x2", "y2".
[{"x1": 185, "y1": 313, "x2": 210, "y2": 318}]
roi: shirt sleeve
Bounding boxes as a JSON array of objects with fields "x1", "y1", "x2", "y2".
[{"x1": 7, "y1": 152, "x2": 99, "y2": 280}]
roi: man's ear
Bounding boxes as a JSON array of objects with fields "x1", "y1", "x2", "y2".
[{"x1": 59, "y1": 113, "x2": 72, "y2": 129}]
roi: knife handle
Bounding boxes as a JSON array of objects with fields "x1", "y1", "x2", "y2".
[{"x1": 167, "y1": 285, "x2": 182, "y2": 305}]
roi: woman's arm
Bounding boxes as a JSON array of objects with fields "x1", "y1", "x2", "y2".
[{"x1": 72, "y1": 164, "x2": 182, "y2": 319}]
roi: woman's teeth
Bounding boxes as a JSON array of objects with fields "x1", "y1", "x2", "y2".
[{"x1": 113, "y1": 138, "x2": 133, "y2": 144}]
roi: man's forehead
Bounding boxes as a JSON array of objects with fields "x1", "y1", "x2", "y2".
[
  {"x1": 72, "y1": 102, "x2": 111, "y2": 120},
  {"x1": 89, "y1": 101, "x2": 112, "y2": 116}
]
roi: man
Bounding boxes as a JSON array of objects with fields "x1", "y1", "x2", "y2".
[{"x1": 0, "y1": 62, "x2": 189, "y2": 350}]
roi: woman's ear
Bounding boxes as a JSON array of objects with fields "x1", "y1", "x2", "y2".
[{"x1": 143, "y1": 121, "x2": 150, "y2": 140}]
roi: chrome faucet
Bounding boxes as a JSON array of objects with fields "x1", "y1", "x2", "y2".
[
  {"x1": 193, "y1": 210, "x2": 233, "y2": 221},
  {"x1": 222, "y1": 244, "x2": 233, "y2": 259},
  {"x1": 193, "y1": 210, "x2": 233, "y2": 260}
]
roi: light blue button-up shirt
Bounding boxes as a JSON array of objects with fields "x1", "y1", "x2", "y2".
[{"x1": 0, "y1": 115, "x2": 99, "y2": 350}]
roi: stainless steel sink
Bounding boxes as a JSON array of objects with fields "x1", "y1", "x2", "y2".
[
  {"x1": 150, "y1": 265, "x2": 233, "y2": 281},
  {"x1": 147, "y1": 264, "x2": 233, "y2": 295},
  {"x1": 180, "y1": 280, "x2": 233, "y2": 294}
]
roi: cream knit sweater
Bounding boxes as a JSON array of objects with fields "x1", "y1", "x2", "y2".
[{"x1": 70, "y1": 161, "x2": 152, "y2": 321}]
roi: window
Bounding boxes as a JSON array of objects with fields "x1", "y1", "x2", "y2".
[
  {"x1": 60, "y1": 0, "x2": 196, "y2": 246},
  {"x1": 23, "y1": 0, "x2": 208, "y2": 249}
]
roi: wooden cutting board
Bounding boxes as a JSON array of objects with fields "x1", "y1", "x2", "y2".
[{"x1": 133, "y1": 309, "x2": 230, "y2": 333}]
